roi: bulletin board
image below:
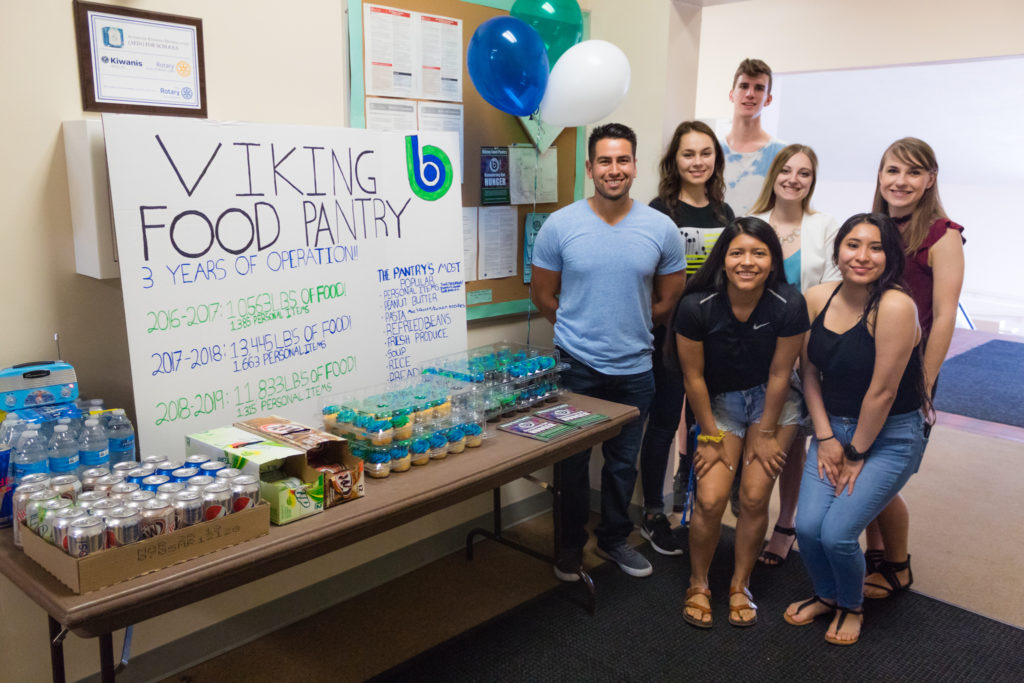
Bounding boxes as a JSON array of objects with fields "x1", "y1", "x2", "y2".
[{"x1": 348, "y1": 0, "x2": 588, "y2": 321}]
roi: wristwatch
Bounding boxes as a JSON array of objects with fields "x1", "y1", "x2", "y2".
[{"x1": 843, "y1": 443, "x2": 866, "y2": 462}]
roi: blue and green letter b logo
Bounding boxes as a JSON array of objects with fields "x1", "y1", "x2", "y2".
[{"x1": 406, "y1": 135, "x2": 453, "y2": 201}]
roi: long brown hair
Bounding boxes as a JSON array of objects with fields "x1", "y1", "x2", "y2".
[
  {"x1": 749, "y1": 144, "x2": 819, "y2": 215},
  {"x1": 872, "y1": 137, "x2": 948, "y2": 254},
  {"x1": 657, "y1": 121, "x2": 728, "y2": 224}
]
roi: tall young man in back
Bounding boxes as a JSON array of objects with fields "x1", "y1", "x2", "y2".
[
  {"x1": 531, "y1": 123, "x2": 685, "y2": 579},
  {"x1": 722, "y1": 58, "x2": 786, "y2": 215}
]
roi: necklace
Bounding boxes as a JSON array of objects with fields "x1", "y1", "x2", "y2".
[{"x1": 778, "y1": 227, "x2": 801, "y2": 245}]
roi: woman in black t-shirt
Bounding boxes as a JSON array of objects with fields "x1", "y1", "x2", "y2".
[
  {"x1": 638, "y1": 121, "x2": 736, "y2": 555},
  {"x1": 674, "y1": 217, "x2": 808, "y2": 629}
]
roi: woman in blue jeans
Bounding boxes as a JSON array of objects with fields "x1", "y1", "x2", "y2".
[{"x1": 784, "y1": 212, "x2": 929, "y2": 645}]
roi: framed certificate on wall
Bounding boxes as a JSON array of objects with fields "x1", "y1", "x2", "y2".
[{"x1": 73, "y1": 1, "x2": 207, "y2": 117}]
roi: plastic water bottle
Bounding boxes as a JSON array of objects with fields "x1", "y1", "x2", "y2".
[
  {"x1": 106, "y1": 409, "x2": 136, "y2": 465},
  {"x1": 48, "y1": 425, "x2": 81, "y2": 475},
  {"x1": 13, "y1": 430, "x2": 49, "y2": 483},
  {"x1": 79, "y1": 418, "x2": 110, "y2": 470},
  {"x1": 0, "y1": 417, "x2": 21, "y2": 526}
]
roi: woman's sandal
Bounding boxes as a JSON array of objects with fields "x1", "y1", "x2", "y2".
[
  {"x1": 728, "y1": 586, "x2": 758, "y2": 627},
  {"x1": 864, "y1": 554, "x2": 914, "y2": 599},
  {"x1": 783, "y1": 595, "x2": 835, "y2": 626},
  {"x1": 824, "y1": 607, "x2": 863, "y2": 646},
  {"x1": 864, "y1": 548, "x2": 885, "y2": 575},
  {"x1": 758, "y1": 525, "x2": 797, "y2": 566},
  {"x1": 683, "y1": 586, "x2": 713, "y2": 629}
]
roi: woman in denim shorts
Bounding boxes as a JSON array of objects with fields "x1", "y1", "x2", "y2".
[
  {"x1": 784, "y1": 213, "x2": 928, "y2": 646},
  {"x1": 674, "y1": 217, "x2": 808, "y2": 628}
]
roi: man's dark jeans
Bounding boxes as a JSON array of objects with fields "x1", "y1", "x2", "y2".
[{"x1": 556, "y1": 349, "x2": 653, "y2": 551}]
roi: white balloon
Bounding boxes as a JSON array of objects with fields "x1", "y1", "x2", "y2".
[{"x1": 539, "y1": 40, "x2": 630, "y2": 127}]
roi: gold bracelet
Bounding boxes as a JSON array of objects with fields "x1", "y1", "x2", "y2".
[{"x1": 697, "y1": 429, "x2": 726, "y2": 444}]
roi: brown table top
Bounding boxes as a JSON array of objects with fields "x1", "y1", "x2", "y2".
[{"x1": 0, "y1": 393, "x2": 638, "y2": 637}]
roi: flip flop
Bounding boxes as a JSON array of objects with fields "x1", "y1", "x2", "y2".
[
  {"x1": 784, "y1": 595, "x2": 835, "y2": 626},
  {"x1": 825, "y1": 607, "x2": 863, "y2": 646}
]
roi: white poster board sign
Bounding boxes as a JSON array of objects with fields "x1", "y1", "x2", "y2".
[{"x1": 103, "y1": 114, "x2": 466, "y2": 455}]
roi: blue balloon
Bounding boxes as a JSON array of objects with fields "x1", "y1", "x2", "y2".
[{"x1": 467, "y1": 16, "x2": 549, "y2": 116}]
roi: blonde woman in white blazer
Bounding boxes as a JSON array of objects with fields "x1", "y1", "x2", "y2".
[{"x1": 748, "y1": 144, "x2": 841, "y2": 566}]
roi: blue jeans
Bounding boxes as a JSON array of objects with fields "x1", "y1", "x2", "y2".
[
  {"x1": 556, "y1": 349, "x2": 654, "y2": 550},
  {"x1": 795, "y1": 410, "x2": 927, "y2": 609},
  {"x1": 638, "y1": 326, "x2": 684, "y2": 513}
]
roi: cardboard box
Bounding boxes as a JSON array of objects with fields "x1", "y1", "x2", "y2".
[
  {"x1": 185, "y1": 426, "x2": 323, "y2": 524},
  {"x1": 233, "y1": 416, "x2": 365, "y2": 508},
  {"x1": 22, "y1": 503, "x2": 270, "y2": 594}
]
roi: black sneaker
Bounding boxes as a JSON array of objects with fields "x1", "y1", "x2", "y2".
[
  {"x1": 553, "y1": 548, "x2": 583, "y2": 582},
  {"x1": 641, "y1": 513, "x2": 684, "y2": 556}
]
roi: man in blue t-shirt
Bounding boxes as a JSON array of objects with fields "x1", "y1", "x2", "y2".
[{"x1": 531, "y1": 123, "x2": 686, "y2": 580}]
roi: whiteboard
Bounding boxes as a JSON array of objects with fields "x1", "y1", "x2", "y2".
[{"x1": 103, "y1": 114, "x2": 467, "y2": 456}]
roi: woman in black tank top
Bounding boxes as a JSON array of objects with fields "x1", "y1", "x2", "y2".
[{"x1": 783, "y1": 213, "x2": 928, "y2": 646}]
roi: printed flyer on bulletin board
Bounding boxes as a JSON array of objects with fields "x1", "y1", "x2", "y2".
[{"x1": 102, "y1": 114, "x2": 467, "y2": 454}]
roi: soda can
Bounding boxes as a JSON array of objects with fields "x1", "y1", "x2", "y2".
[
  {"x1": 49, "y1": 474, "x2": 83, "y2": 503},
  {"x1": 12, "y1": 483, "x2": 48, "y2": 548},
  {"x1": 93, "y1": 474, "x2": 126, "y2": 494},
  {"x1": 52, "y1": 508, "x2": 88, "y2": 551},
  {"x1": 89, "y1": 498, "x2": 121, "y2": 522},
  {"x1": 199, "y1": 461, "x2": 227, "y2": 476},
  {"x1": 172, "y1": 490, "x2": 204, "y2": 528},
  {"x1": 185, "y1": 454, "x2": 210, "y2": 467},
  {"x1": 185, "y1": 475, "x2": 216, "y2": 492},
  {"x1": 170, "y1": 467, "x2": 200, "y2": 483},
  {"x1": 128, "y1": 490, "x2": 157, "y2": 505},
  {"x1": 76, "y1": 490, "x2": 108, "y2": 513},
  {"x1": 140, "y1": 499, "x2": 176, "y2": 537},
  {"x1": 201, "y1": 482, "x2": 232, "y2": 520},
  {"x1": 109, "y1": 481, "x2": 141, "y2": 501},
  {"x1": 141, "y1": 474, "x2": 171, "y2": 492},
  {"x1": 38, "y1": 498, "x2": 74, "y2": 543},
  {"x1": 215, "y1": 468, "x2": 244, "y2": 481},
  {"x1": 126, "y1": 465, "x2": 156, "y2": 485},
  {"x1": 230, "y1": 475, "x2": 261, "y2": 512},
  {"x1": 105, "y1": 507, "x2": 142, "y2": 547},
  {"x1": 67, "y1": 516, "x2": 106, "y2": 557},
  {"x1": 142, "y1": 454, "x2": 169, "y2": 466},
  {"x1": 155, "y1": 462, "x2": 178, "y2": 477},
  {"x1": 80, "y1": 467, "x2": 110, "y2": 492},
  {"x1": 156, "y1": 482, "x2": 187, "y2": 501},
  {"x1": 20, "y1": 473, "x2": 52, "y2": 489},
  {"x1": 112, "y1": 461, "x2": 138, "y2": 476}
]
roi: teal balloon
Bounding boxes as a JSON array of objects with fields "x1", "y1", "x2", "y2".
[{"x1": 510, "y1": 0, "x2": 584, "y2": 67}]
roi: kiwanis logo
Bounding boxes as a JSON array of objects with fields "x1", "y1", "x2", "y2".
[{"x1": 405, "y1": 135, "x2": 452, "y2": 201}]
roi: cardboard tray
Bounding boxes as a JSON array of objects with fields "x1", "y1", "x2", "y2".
[{"x1": 21, "y1": 502, "x2": 270, "y2": 594}]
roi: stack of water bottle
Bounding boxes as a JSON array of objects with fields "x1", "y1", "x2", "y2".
[{"x1": 2, "y1": 407, "x2": 261, "y2": 558}]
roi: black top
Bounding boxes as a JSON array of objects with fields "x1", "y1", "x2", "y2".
[
  {"x1": 807, "y1": 285, "x2": 923, "y2": 418},
  {"x1": 674, "y1": 282, "x2": 809, "y2": 396},
  {"x1": 649, "y1": 197, "x2": 736, "y2": 275},
  {"x1": 649, "y1": 196, "x2": 736, "y2": 373}
]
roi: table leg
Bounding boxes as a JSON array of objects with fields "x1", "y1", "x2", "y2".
[
  {"x1": 99, "y1": 632, "x2": 115, "y2": 683},
  {"x1": 48, "y1": 616, "x2": 66, "y2": 683},
  {"x1": 465, "y1": 478, "x2": 595, "y2": 613}
]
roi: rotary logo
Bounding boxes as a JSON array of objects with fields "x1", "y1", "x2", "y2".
[{"x1": 176, "y1": 61, "x2": 192, "y2": 77}]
